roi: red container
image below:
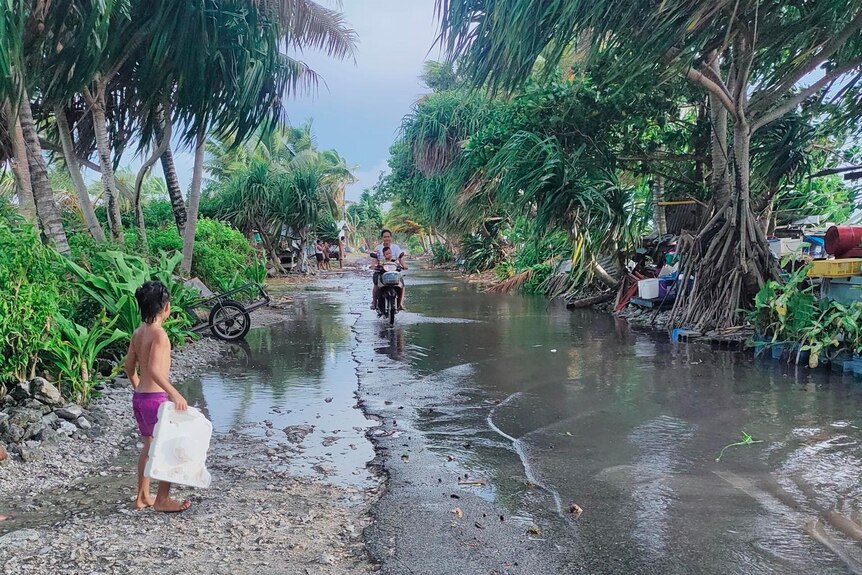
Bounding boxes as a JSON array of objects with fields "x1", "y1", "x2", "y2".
[{"x1": 825, "y1": 226, "x2": 862, "y2": 256}]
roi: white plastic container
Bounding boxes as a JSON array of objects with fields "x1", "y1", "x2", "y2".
[
  {"x1": 638, "y1": 278, "x2": 660, "y2": 299},
  {"x1": 144, "y1": 402, "x2": 213, "y2": 489},
  {"x1": 769, "y1": 237, "x2": 803, "y2": 257}
]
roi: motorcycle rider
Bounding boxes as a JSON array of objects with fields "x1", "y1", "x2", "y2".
[{"x1": 370, "y1": 229, "x2": 407, "y2": 310}]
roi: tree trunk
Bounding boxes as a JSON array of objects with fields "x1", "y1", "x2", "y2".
[
  {"x1": 89, "y1": 90, "x2": 124, "y2": 242},
  {"x1": 55, "y1": 104, "x2": 106, "y2": 242},
  {"x1": 181, "y1": 129, "x2": 205, "y2": 276},
  {"x1": 591, "y1": 260, "x2": 619, "y2": 289},
  {"x1": 709, "y1": 95, "x2": 731, "y2": 207},
  {"x1": 154, "y1": 113, "x2": 187, "y2": 235},
  {"x1": 669, "y1": 120, "x2": 778, "y2": 332},
  {"x1": 759, "y1": 196, "x2": 774, "y2": 235},
  {"x1": 134, "y1": 202, "x2": 148, "y2": 251},
  {"x1": 298, "y1": 233, "x2": 310, "y2": 274},
  {"x1": 259, "y1": 226, "x2": 287, "y2": 275},
  {"x1": 19, "y1": 94, "x2": 69, "y2": 254},
  {"x1": 651, "y1": 176, "x2": 666, "y2": 235},
  {"x1": 6, "y1": 107, "x2": 36, "y2": 222}
]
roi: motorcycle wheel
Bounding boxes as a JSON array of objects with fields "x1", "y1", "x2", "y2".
[{"x1": 388, "y1": 295, "x2": 396, "y2": 325}]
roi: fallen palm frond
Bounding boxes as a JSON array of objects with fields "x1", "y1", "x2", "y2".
[{"x1": 485, "y1": 267, "x2": 533, "y2": 294}]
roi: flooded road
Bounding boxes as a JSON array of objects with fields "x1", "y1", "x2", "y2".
[
  {"x1": 350, "y1": 266, "x2": 862, "y2": 574},
  {"x1": 6, "y1": 265, "x2": 862, "y2": 574},
  {"x1": 177, "y1": 294, "x2": 375, "y2": 487}
]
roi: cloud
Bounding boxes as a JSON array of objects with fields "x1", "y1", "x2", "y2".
[{"x1": 347, "y1": 159, "x2": 390, "y2": 202}]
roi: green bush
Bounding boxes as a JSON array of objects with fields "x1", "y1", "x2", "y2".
[
  {"x1": 41, "y1": 313, "x2": 127, "y2": 404},
  {"x1": 119, "y1": 199, "x2": 176, "y2": 230},
  {"x1": 460, "y1": 233, "x2": 502, "y2": 273},
  {"x1": 64, "y1": 250, "x2": 198, "y2": 347},
  {"x1": 431, "y1": 241, "x2": 453, "y2": 264},
  {"x1": 0, "y1": 219, "x2": 61, "y2": 383},
  {"x1": 122, "y1": 218, "x2": 257, "y2": 290},
  {"x1": 192, "y1": 219, "x2": 257, "y2": 289}
]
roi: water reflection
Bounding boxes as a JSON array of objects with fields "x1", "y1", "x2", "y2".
[
  {"x1": 374, "y1": 325, "x2": 405, "y2": 361},
  {"x1": 177, "y1": 294, "x2": 374, "y2": 487}
]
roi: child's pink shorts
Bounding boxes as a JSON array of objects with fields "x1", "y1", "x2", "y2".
[{"x1": 132, "y1": 391, "x2": 168, "y2": 437}]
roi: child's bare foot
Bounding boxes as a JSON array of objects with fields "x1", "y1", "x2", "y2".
[
  {"x1": 154, "y1": 498, "x2": 192, "y2": 513},
  {"x1": 134, "y1": 495, "x2": 155, "y2": 510}
]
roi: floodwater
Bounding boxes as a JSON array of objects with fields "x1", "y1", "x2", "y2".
[
  {"x1": 7, "y1": 265, "x2": 862, "y2": 574},
  {"x1": 176, "y1": 293, "x2": 376, "y2": 487},
  {"x1": 350, "y1": 267, "x2": 862, "y2": 575}
]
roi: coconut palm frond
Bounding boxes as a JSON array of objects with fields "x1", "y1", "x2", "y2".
[
  {"x1": 255, "y1": 0, "x2": 357, "y2": 61},
  {"x1": 486, "y1": 267, "x2": 533, "y2": 294}
]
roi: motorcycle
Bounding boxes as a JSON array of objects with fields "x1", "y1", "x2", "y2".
[{"x1": 370, "y1": 253, "x2": 404, "y2": 325}]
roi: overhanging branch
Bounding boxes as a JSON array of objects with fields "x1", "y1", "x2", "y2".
[
  {"x1": 749, "y1": 10, "x2": 862, "y2": 114},
  {"x1": 751, "y1": 57, "x2": 862, "y2": 132},
  {"x1": 686, "y1": 67, "x2": 739, "y2": 119}
]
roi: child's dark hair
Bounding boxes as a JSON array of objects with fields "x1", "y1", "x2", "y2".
[
  {"x1": 135, "y1": 280, "x2": 171, "y2": 324},
  {"x1": 383, "y1": 246, "x2": 392, "y2": 254}
]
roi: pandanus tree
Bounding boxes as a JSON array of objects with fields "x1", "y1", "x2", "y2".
[{"x1": 435, "y1": 0, "x2": 862, "y2": 331}]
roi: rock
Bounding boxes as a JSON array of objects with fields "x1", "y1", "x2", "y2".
[
  {"x1": 0, "y1": 528, "x2": 40, "y2": 549},
  {"x1": 283, "y1": 424, "x2": 315, "y2": 444},
  {"x1": 4, "y1": 408, "x2": 42, "y2": 442},
  {"x1": 14, "y1": 443, "x2": 41, "y2": 462},
  {"x1": 23, "y1": 420, "x2": 46, "y2": 441},
  {"x1": 56, "y1": 405, "x2": 84, "y2": 420},
  {"x1": 31, "y1": 377, "x2": 63, "y2": 406},
  {"x1": 41, "y1": 412, "x2": 59, "y2": 429},
  {"x1": 5, "y1": 424, "x2": 25, "y2": 443},
  {"x1": 37, "y1": 426, "x2": 58, "y2": 443},
  {"x1": 8, "y1": 381, "x2": 31, "y2": 402},
  {"x1": 57, "y1": 421, "x2": 78, "y2": 436},
  {"x1": 0, "y1": 443, "x2": 7, "y2": 461},
  {"x1": 75, "y1": 417, "x2": 92, "y2": 430},
  {"x1": 23, "y1": 398, "x2": 52, "y2": 414},
  {"x1": 315, "y1": 553, "x2": 337, "y2": 566}
]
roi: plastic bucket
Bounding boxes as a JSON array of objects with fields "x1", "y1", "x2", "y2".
[
  {"x1": 771, "y1": 342, "x2": 787, "y2": 360},
  {"x1": 830, "y1": 349, "x2": 852, "y2": 373}
]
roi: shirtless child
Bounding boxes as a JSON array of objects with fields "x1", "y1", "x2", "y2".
[{"x1": 124, "y1": 280, "x2": 191, "y2": 512}]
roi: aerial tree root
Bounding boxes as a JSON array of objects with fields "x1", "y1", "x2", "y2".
[{"x1": 670, "y1": 194, "x2": 780, "y2": 333}]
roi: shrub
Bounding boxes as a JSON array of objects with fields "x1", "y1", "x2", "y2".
[
  {"x1": 0, "y1": 218, "x2": 61, "y2": 383},
  {"x1": 41, "y1": 313, "x2": 127, "y2": 404},
  {"x1": 123, "y1": 219, "x2": 257, "y2": 290},
  {"x1": 64, "y1": 250, "x2": 199, "y2": 347},
  {"x1": 431, "y1": 241, "x2": 453, "y2": 264},
  {"x1": 192, "y1": 219, "x2": 257, "y2": 289},
  {"x1": 460, "y1": 233, "x2": 502, "y2": 273}
]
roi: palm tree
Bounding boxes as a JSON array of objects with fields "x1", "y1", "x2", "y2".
[{"x1": 205, "y1": 122, "x2": 344, "y2": 274}]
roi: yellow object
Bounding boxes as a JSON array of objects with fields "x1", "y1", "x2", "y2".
[{"x1": 807, "y1": 258, "x2": 862, "y2": 278}]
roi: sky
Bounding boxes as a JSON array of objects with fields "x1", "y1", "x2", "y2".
[{"x1": 115, "y1": 0, "x2": 440, "y2": 204}]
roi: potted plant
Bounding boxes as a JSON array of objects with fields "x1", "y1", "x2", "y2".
[{"x1": 799, "y1": 300, "x2": 843, "y2": 368}]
